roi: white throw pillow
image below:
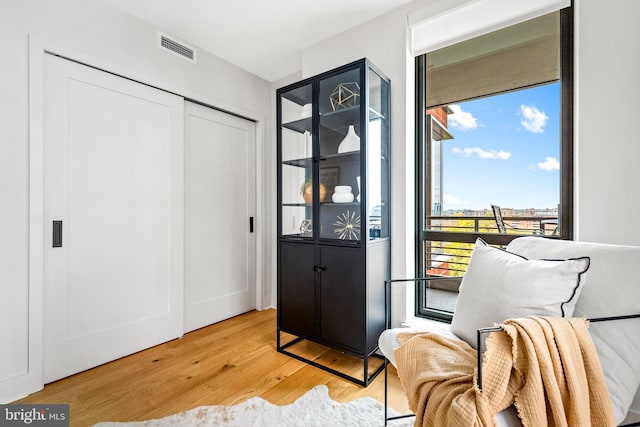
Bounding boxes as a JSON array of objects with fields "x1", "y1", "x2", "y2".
[
  {"x1": 450, "y1": 239, "x2": 590, "y2": 348},
  {"x1": 507, "y1": 236, "x2": 640, "y2": 424}
]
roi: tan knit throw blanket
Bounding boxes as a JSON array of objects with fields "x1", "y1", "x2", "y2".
[{"x1": 394, "y1": 317, "x2": 615, "y2": 427}]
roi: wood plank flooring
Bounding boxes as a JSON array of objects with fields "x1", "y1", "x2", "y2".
[{"x1": 15, "y1": 309, "x2": 410, "y2": 426}]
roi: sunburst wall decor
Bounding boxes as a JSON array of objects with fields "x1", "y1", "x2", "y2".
[{"x1": 333, "y1": 210, "x2": 361, "y2": 240}]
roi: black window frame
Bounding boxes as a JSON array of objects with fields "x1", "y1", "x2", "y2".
[{"x1": 415, "y1": 5, "x2": 574, "y2": 321}]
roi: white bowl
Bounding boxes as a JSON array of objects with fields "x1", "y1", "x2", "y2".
[
  {"x1": 332, "y1": 192, "x2": 354, "y2": 203},
  {"x1": 334, "y1": 185, "x2": 352, "y2": 193}
]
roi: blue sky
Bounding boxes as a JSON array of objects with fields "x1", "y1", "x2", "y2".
[{"x1": 441, "y1": 82, "x2": 560, "y2": 211}]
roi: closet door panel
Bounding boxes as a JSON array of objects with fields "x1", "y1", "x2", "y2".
[
  {"x1": 184, "y1": 101, "x2": 256, "y2": 333},
  {"x1": 43, "y1": 54, "x2": 184, "y2": 382}
]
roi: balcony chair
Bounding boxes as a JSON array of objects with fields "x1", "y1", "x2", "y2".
[
  {"x1": 491, "y1": 204, "x2": 543, "y2": 235},
  {"x1": 379, "y1": 236, "x2": 640, "y2": 426},
  {"x1": 491, "y1": 204, "x2": 508, "y2": 234}
]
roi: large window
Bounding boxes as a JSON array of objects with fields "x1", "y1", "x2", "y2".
[{"x1": 416, "y1": 7, "x2": 573, "y2": 320}]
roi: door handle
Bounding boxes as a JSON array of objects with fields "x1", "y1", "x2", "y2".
[
  {"x1": 53, "y1": 220, "x2": 63, "y2": 248},
  {"x1": 249, "y1": 216, "x2": 254, "y2": 233},
  {"x1": 313, "y1": 266, "x2": 326, "y2": 272}
]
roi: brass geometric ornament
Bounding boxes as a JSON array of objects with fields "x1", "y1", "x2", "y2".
[{"x1": 329, "y1": 82, "x2": 360, "y2": 111}]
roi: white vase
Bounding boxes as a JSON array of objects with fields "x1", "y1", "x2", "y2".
[
  {"x1": 332, "y1": 185, "x2": 354, "y2": 203},
  {"x1": 337, "y1": 125, "x2": 360, "y2": 153},
  {"x1": 304, "y1": 130, "x2": 312, "y2": 157},
  {"x1": 356, "y1": 176, "x2": 361, "y2": 202}
]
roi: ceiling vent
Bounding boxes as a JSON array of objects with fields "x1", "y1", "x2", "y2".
[{"x1": 158, "y1": 32, "x2": 197, "y2": 63}]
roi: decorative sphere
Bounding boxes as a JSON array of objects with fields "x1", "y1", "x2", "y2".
[{"x1": 302, "y1": 182, "x2": 326, "y2": 203}]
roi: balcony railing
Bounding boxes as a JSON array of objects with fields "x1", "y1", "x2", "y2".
[
  {"x1": 422, "y1": 214, "x2": 558, "y2": 279},
  {"x1": 420, "y1": 214, "x2": 558, "y2": 316},
  {"x1": 426, "y1": 214, "x2": 558, "y2": 236}
]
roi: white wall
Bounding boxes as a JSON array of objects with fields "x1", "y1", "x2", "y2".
[
  {"x1": 575, "y1": 1, "x2": 640, "y2": 413},
  {"x1": 575, "y1": 0, "x2": 640, "y2": 245},
  {"x1": 0, "y1": 0, "x2": 270, "y2": 402}
]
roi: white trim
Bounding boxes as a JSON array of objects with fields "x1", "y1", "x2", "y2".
[
  {"x1": 20, "y1": 35, "x2": 267, "y2": 400},
  {"x1": 254, "y1": 119, "x2": 266, "y2": 311},
  {"x1": 572, "y1": 0, "x2": 581, "y2": 242},
  {"x1": 5, "y1": 34, "x2": 47, "y2": 402},
  {"x1": 408, "y1": 0, "x2": 480, "y2": 28},
  {"x1": 410, "y1": 0, "x2": 570, "y2": 56},
  {"x1": 401, "y1": 23, "x2": 416, "y2": 327}
]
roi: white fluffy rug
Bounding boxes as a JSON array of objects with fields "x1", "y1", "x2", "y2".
[{"x1": 94, "y1": 385, "x2": 413, "y2": 427}]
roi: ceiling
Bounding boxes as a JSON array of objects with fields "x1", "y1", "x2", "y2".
[{"x1": 102, "y1": 0, "x2": 416, "y2": 82}]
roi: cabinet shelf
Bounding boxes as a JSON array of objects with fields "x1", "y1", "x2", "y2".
[
  {"x1": 282, "y1": 151, "x2": 360, "y2": 168},
  {"x1": 282, "y1": 106, "x2": 386, "y2": 135},
  {"x1": 320, "y1": 106, "x2": 385, "y2": 134},
  {"x1": 282, "y1": 203, "x2": 310, "y2": 207},
  {"x1": 283, "y1": 202, "x2": 361, "y2": 207},
  {"x1": 282, "y1": 157, "x2": 312, "y2": 168},
  {"x1": 320, "y1": 152, "x2": 359, "y2": 162},
  {"x1": 281, "y1": 86, "x2": 312, "y2": 106},
  {"x1": 282, "y1": 117, "x2": 311, "y2": 134},
  {"x1": 321, "y1": 202, "x2": 360, "y2": 207}
]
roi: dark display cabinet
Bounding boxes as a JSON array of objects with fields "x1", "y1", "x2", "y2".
[{"x1": 276, "y1": 58, "x2": 390, "y2": 385}]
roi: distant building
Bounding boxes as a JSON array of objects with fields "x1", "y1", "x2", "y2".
[{"x1": 426, "y1": 106, "x2": 453, "y2": 216}]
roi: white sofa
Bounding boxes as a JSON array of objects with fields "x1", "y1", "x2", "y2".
[{"x1": 379, "y1": 236, "x2": 640, "y2": 426}]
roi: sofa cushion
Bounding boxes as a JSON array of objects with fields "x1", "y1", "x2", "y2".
[
  {"x1": 507, "y1": 236, "x2": 640, "y2": 424},
  {"x1": 450, "y1": 238, "x2": 590, "y2": 349},
  {"x1": 378, "y1": 320, "x2": 458, "y2": 366}
]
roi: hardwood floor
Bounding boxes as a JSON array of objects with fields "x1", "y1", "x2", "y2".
[{"x1": 16, "y1": 309, "x2": 410, "y2": 426}]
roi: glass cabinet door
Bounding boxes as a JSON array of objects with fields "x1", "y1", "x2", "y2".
[
  {"x1": 318, "y1": 67, "x2": 362, "y2": 241},
  {"x1": 280, "y1": 83, "x2": 314, "y2": 238},
  {"x1": 366, "y1": 67, "x2": 390, "y2": 241}
]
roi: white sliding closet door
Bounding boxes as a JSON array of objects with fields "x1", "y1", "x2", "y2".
[
  {"x1": 43, "y1": 54, "x2": 184, "y2": 383},
  {"x1": 184, "y1": 101, "x2": 256, "y2": 333}
]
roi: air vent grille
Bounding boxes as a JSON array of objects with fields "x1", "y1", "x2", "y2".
[{"x1": 158, "y1": 32, "x2": 197, "y2": 63}]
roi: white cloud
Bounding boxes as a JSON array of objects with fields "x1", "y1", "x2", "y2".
[
  {"x1": 535, "y1": 157, "x2": 560, "y2": 171},
  {"x1": 452, "y1": 146, "x2": 511, "y2": 160},
  {"x1": 443, "y1": 194, "x2": 460, "y2": 204},
  {"x1": 448, "y1": 104, "x2": 478, "y2": 131},
  {"x1": 443, "y1": 193, "x2": 469, "y2": 209},
  {"x1": 520, "y1": 105, "x2": 548, "y2": 133}
]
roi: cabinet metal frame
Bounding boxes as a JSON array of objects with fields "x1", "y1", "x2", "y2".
[{"x1": 276, "y1": 58, "x2": 390, "y2": 386}]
